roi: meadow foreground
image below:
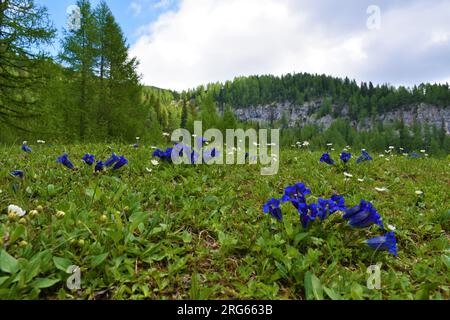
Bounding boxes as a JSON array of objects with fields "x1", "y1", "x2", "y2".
[{"x1": 0, "y1": 144, "x2": 448, "y2": 300}]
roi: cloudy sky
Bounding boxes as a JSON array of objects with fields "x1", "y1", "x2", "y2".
[{"x1": 40, "y1": 0, "x2": 450, "y2": 91}]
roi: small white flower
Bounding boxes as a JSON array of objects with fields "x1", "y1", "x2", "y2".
[
  {"x1": 389, "y1": 146, "x2": 395, "y2": 150},
  {"x1": 151, "y1": 160, "x2": 159, "y2": 166},
  {"x1": 400, "y1": 147, "x2": 404, "y2": 151},
  {"x1": 163, "y1": 132, "x2": 170, "y2": 137},
  {"x1": 425, "y1": 154, "x2": 429, "y2": 157},
  {"x1": 22, "y1": 141, "x2": 28, "y2": 145},
  {"x1": 327, "y1": 143, "x2": 333, "y2": 146},
  {"x1": 375, "y1": 187, "x2": 389, "y2": 193},
  {"x1": 145, "y1": 168, "x2": 153, "y2": 173},
  {"x1": 37, "y1": 140, "x2": 46, "y2": 144},
  {"x1": 344, "y1": 172, "x2": 353, "y2": 178},
  {"x1": 192, "y1": 134, "x2": 197, "y2": 137},
  {"x1": 387, "y1": 224, "x2": 396, "y2": 231},
  {"x1": 8, "y1": 205, "x2": 26, "y2": 217},
  {"x1": 420, "y1": 150, "x2": 426, "y2": 153},
  {"x1": 136, "y1": 137, "x2": 140, "y2": 140},
  {"x1": 403, "y1": 153, "x2": 409, "y2": 156},
  {"x1": 331, "y1": 148, "x2": 335, "y2": 151},
  {"x1": 379, "y1": 154, "x2": 385, "y2": 158},
  {"x1": 151, "y1": 146, "x2": 158, "y2": 149},
  {"x1": 415, "y1": 190, "x2": 423, "y2": 195},
  {"x1": 357, "y1": 178, "x2": 365, "y2": 182}
]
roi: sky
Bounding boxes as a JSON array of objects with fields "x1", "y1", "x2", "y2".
[{"x1": 37, "y1": 0, "x2": 450, "y2": 91}]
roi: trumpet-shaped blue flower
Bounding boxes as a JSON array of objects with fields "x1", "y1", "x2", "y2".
[
  {"x1": 367, "y1": 231, "x2": 398, "y2": 256},
  {"x1": 57, "y1": 154, "x2": 75, "y2": 170},
  {"x1": 153, "y1": 148, "x2": 173, "y2": 162},
  {"x1": 263, "y1": 198, "x2": 283, "y2": 221},
  {"x1": 21, "y1": 144, "x2": 32, "y2": 153},
  {"x1": 82, "y1": 154, "x2": 95, "y2": 166},
  {"x1": 340, "y1": 152, "x2": 352, "y2": 163},
  {"x1": 281, "y1": 183, "x2": 311, "y2": 210},
  {"x1": 10, "y1": 170, "x2": 24, "y2": 178},
  {"x1": 320, "y1": 153, "x2": 335, "y2": 165},
  {"x1": 343, "y1": 199, "x2": 384, "y2": 229},
  {"x1": 357, "y1": 150, "x2": 373, "y2": 164},
  {"x1": 104, "y1": 153, "x2": 120, "y2": 167},
  {"x1": 112, "y1": 156, "x2": 128, "y2": 171},
  {"x1": 95, "y1": 161, "x2": 105, "y2": 172}
]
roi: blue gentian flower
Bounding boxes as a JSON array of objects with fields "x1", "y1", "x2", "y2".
[
  {"x1": 104, "y1": 153, "x2": 120, "y2": 167},
  {"x1": 57, "y1": 154, "x2": 75, "y2": 170},
  {"x1": 263, "y1": 198, "x2": 283, "y2": 221},
  {"x1": 330, "y1": 194, "x2": 347, "y2": 212},
  {"x1": 95, "y1": 161, "x2": 105, "y2": 172},
  {"x1": 153, "y1": 148, "x2": 174, "y2": 162},
  {"x1": 190, "y1": 150, "x2": 200, "y2": 164},
  {"x1": 203, "y1": 148, "x2": 220, "y2": 162},
  {"x1": 82, "y1": 154, "x2": 95, "y2": 166},
  {"x1": 340, "y1": 152, "x2": 352, "y2": 163},
  {"x1": 10, "y1": 170, "x2": 24, "y2": 179},
  {"x1": 343, "y1": 199, "x2": 384, "y2": 229},
  {"x1": 21, "y1": 144, "x2": 32, "y2": 153},
  {"x1": 357, "y1": 150, "x2": 373, "y2": 164},
  {"x1": 133, "y1": 143, "x2": 139, "y2": 149},
  {"x1": 196, "y1": 137, "x2": 208, "y2": 149},
  {"x1": 281, "y1": 183, "x2": 311, "y2": 210},
  {"x1": 367, "y1": 231, "x2": 398, "y2": 256},
  {"x1": 320, "y1": 153, "x2": 335, "y2": 165},
  {"x1": 112, "y1": 156, "x2": 128, "y2": 171}
]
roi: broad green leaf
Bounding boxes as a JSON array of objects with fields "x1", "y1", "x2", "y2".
[
  {"x1": 351, "y1": 282, "x2": 364, "y2": 300},
  {"x1": 323, "y1": 287, "x2": 342, "y2": 300},
  {"x1": 90, "y1": 253, "x2": 108, "y2": 268},
  {"x1": 53, "y1": 257, "x2": 73, "y2": 272},
  {"x1": 304, "y1": 271, "x2": 323, "y2": 300},
  {"x1": 32, "y1": 278, "x2": 60, "y2": 289},
  {"x1": 0, "y1": 250, "x2": 19, "y2": 274},
  {"x1": 182, "y1": 231, "x2": 192, "y2": 243},
  {"x1": 9, "y1": 225, "x2": 26, "y2": 244}
]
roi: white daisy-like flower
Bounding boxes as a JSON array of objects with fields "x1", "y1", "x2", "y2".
[
  {"x1": 151, "y1": 146, "x2": 158, "y2": 149},
  {"x1": 361, "y1": 149, "x2": 366, "y2": 152},
  {"x1": 327, "y1": 143, "x2": 333, "y2": 146},
  {"x1": 400, "y1": 147, "x2": 404, "y2": 151},
  {"x1": 379, "y1": 154, "x2": 385, "y2": 158},
  {"x1": 387, "y1": 224, "x2": 396, "y2": 231},
  {"x1": 37, "y1": 140, "x2": 46, "y2": 144},
  {"x1": 145, "y1": 168, "x2": 153, "y2": 173},
  {"x1": 331, "y1": 148, "x2": 335, "y2": 151},
  {"x1": 415, "y1": 190, "x2": 423, "y2": 195},
  {"x1": 163, "y1": 132, "x2": 170, "y2": 137},
  {"x1": 136, "y1": 137, "x2": 140, "y2": 140},
  {"x1": 151, "y1": 160, "x2": 159, "y2": 166},
  {"x1": 357, "y1": 178, "x2": 365, "y2": 182},
  {"x1": 344, "y1": 172, "x2": 353, "y2": 178},
  {"x1": 375, "y1": 187, "x2": 389, "y2": 193},
  {"x1": 303, "y1": 141, "x2": 310, "y2": 147},
  {"x1": 22, "y1": 141, "x2": 28, "y2": 145},
  {"x1": 420, "y1": 150, "x2": 426, "y2": 153},
  {"x1": 389, "y1": 146, "x2": 395, "y2": 150},
  {"x1": 8, "y1": 205, "x2": 26, "y2": 217}
]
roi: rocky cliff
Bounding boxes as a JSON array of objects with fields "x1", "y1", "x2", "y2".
[{"x1": 233, "y1": 102, "x2": 450, "y2": 134}]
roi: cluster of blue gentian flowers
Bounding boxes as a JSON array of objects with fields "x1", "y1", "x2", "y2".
[
  {"x1": 57, "y1": 152, "x2": 128, "y2": 172},
  {"x1": 152, "y1": 137, "x2": 220, "y2": 165},
  {"x1": 263, "y1": 182, "x2": 397, "y2": 256},
  {"x1": 320, "y1": 150, "x2": 373, "y2": 166}
]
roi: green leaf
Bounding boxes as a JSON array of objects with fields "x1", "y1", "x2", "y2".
[
  {"x1": 90, "y1": 253, "x2": 108, "y2": 268},
  {"x1": 0, "y1": 250, "x2": 19, "y2": 274},
  {"x1": 9, "y1": 225, "x2": 26, "y2": 244},
  {"x1": 47, "y1": 184, "x2": 55, "y2": 196},
  {"x1": 182, "y1": 231, "x2": 192, "y2": 243},
  {"x1": 32, "y1": 278, "x2": 60, "y2": 289},
  {"x1": 351, "y1": 282, "x2": 364, "y2": 300},
  {"x1": 323, "y1": 287, "x2": 342, "y2": 300},
  {"x1": 304, "y1": 271, "x2": 323, "y2": 300},
  {"x1": 53, "y1": 257, "x2": 73, "y2": 272}
]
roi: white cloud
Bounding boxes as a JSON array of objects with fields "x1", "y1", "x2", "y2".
[
  {"x1": 129, "y1": 2, "x2": 143, "y2": 16},
  {"x1": 130, "y1": 0, "x2": 450, "y2": 91},
  {"x1": 154, "y1": 0, "x2": 174, "y2": 9}
]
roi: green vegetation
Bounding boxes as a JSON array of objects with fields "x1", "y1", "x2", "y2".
[{"x1": 0, "y1": 145, "x2": 448, "y2": 299}]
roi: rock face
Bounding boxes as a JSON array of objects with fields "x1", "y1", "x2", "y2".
[{"x1": 233, "y1": 101, "x2": 450, "y2": 134}]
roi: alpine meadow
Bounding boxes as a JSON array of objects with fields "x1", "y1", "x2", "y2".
[{"x1": 0, "y1": 0, "x2": 449, "y2": 302}]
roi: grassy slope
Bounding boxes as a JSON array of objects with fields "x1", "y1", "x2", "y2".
[{"x1": 0, "y1": 144, "x2": 449, "y2": 300}]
